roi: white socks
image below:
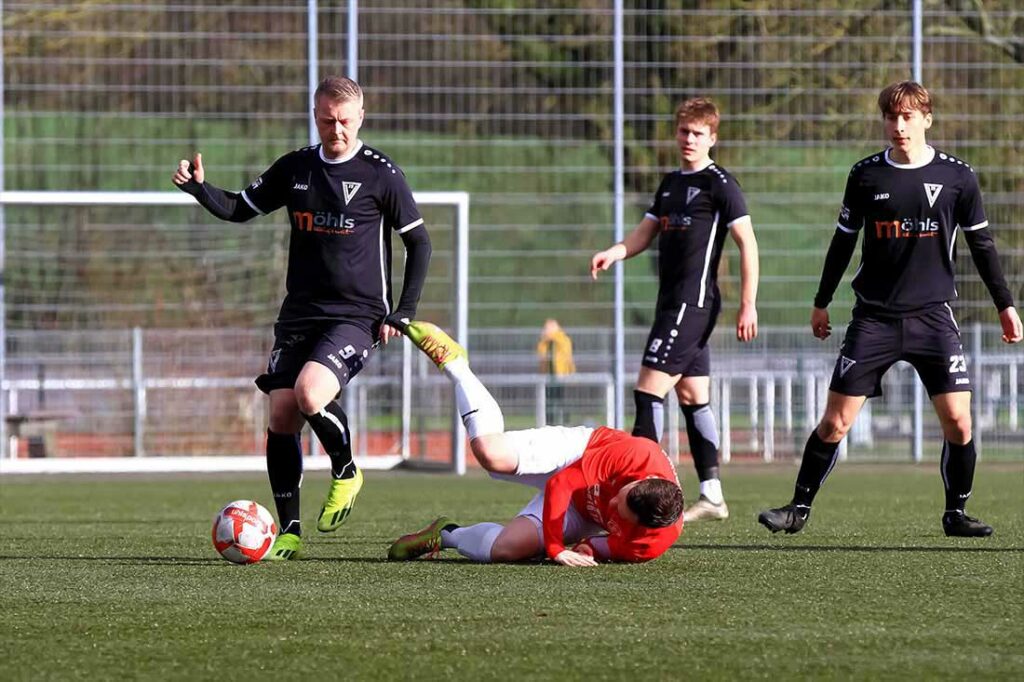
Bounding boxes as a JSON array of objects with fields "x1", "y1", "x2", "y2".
[
  {"x1": 443, "y1": 358, "x2": 504, "y2": 439},
  {"x1": 700, "y1": 478, "x2": 724, "y2": 505},
  {"x1": 441, "y1": 523, "x2": 504, "y2": 563}
]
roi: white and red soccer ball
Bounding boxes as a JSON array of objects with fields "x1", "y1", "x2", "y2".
[{"x1": 211, "y1": 500, "x2": 277, "y2": 564}]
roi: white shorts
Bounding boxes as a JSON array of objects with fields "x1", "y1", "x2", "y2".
[
  {"x1": 514, "y1": 490, "x2": 605, "y2": 547},
  {"x1": 488, "y1": 425, "x2": 602, "y2": 546}
]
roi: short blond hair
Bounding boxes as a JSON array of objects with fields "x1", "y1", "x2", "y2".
[
  {"x1": 674, "y1": 97, "x2": 720, "y2": 135},
  {"x1": 878, "y1": 81, "x2": 932, "y2": 117},
  {"x1": 314, "y1": 76, "x2": 363, "y2": 105}
]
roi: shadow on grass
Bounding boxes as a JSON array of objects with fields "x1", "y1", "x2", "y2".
[{"x1": 677, "y1": 543, "x2": 1024, "y2": 553}]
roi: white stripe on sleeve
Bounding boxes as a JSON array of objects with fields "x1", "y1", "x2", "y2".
[
  {"x1": 396, "y1": 218, "x2": 424, "y2": 234},
  {"x1": 240, "y1": 190, "x2": 265, "y2": 215}
]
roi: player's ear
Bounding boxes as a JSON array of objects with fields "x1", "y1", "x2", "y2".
[
  {"x1": 923, "y1": 112, "x2": 932, "y2": 130},
  {"x1": 709, "y1": 132, "x2": 717, "y2": 148}
]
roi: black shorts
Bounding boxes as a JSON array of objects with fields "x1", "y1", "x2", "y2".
[
  {"x1": 255, "y1": 319, "x2": 378, "y2": 395},
  {"x1": 829, "y1": 304, "x2": 971, "y2": 398},
  {"x1": 640, "y1": 303, "x2": 718, "y2": 377}
]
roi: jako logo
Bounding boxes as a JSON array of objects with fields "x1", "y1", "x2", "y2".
[
  {"x1": 874, "y1": 218, "x2": 938, "y2": 239},
  {"x1": 293, "y1": 211, "x2": 356, "y2": 232}
]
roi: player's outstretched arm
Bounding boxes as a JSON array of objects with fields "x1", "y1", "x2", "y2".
[
  {"x1": 730, "y1": 217, "x2": 759, "y2": 342},
  {"x1": 590, "y1": 217, "x2": 660, "y2": 280},
  {"x1": 172, "y1": 152, "x2": 259, "y2": 223}
]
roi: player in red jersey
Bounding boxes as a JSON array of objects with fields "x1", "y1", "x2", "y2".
[{"x1": 387, "y1": 322, "x2": 684, "y2": 567}]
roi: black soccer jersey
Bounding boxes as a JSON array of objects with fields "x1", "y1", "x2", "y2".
[
  {"x1": 240, "y1": 142, "x2": 424, "y2": 324},
  {"x1": 836, "y1": 147, "x2": 987, "y2": 314},
  {"x1": 644, "y1": 163, "x2": 749, "y2": 312}
]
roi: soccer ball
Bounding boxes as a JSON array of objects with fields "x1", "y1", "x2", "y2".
[{"x1": 211, "y1": 500, "x2": 277, "y2": 564}]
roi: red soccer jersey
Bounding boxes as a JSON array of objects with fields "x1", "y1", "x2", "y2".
[{"x1": 542, "y1": 427, "x2": 683, "y2": 563}]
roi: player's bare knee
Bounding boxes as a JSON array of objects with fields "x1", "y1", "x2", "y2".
[
  {"x1": 268, "y1": 393, "x2": 304, "y2": 433},
  {"x1": 470, "y1": 435, "x2": 517, "y2": 473},
  {"x1": 941, "y1": 412, "x2": 972, "y2": 444},
  {"x1": 269, "y1": 411, "x2": 303, "y2": 434},
  {"x1": 817, "y1": 413, "x2": 851, "y2": 442},
  {"x1": 293, "y1": 378, "x2": 337, "y2": 415}
]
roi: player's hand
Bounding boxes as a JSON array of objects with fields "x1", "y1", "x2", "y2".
[
  {"x1": 999, "y1": 306, "x2": 1023, "y2": 344},
  {"x1": 736, "y1": 303, "x2": 758, "y2": 342},
  {"x1": 590, "y1": 245, "x2": 624, "y2": 280},
  {"x1": 172, "y1": 152, "x2": 204, "y2": 186},
  {"x1": 811, "y1": 307, "x2": 831, "y2": 340},
  {"x1": 380, "y1": 314, "x2": 410, "y2": 345},
  {"x1": 553, "y1": 549, "x2": 598, "y2": 567},
  {"x1": 571, "y1": 541, "x2": 595, "y2": 558},
  {"x1": 379, "y1": 323, "x2": 403, "y2": 345}
]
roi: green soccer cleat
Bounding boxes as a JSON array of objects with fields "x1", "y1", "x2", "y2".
[
  {"x1": 387, "y1": 516, "x2": 453, "y2": 561},
  {"x1": 317, "y1": 467, "x2": 364, "y2": 532},
  {"x1": 266, "y1": 532, "x2": 303, "y2": 561},
  {"x1": 404, "y1": 321, "x2": 467, "y2": 371}
]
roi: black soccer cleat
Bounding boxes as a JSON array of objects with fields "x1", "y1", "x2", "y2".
[
  {"x1": 942, "y1": 511, "x2": 993, "y2": 538},
  {"x1": 757, "y1": 504, "x2": 810, "y2": 534}
]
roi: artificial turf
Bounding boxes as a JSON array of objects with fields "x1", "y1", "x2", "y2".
[{"x1": 1, "y1": 464, "x2": 1022, "y2": 680}]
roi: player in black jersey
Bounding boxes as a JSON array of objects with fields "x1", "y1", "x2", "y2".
[
  {"x1": 758, "y1": 81, "x2": 1022, "y2": 538},
  {"x1": 172, "y1": 76, "x2": 432, "y2": 559},
  {"x1": 591, "y1": 98, "x2": 760, "y2": 523}
]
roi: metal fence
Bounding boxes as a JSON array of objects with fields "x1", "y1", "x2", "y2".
[
  {"x1": 3, "y1": 324, "x2": 1020, "y2": 464},
  {"x1": 1, "y1": 2, "x2": 1021, "y2": 464}
]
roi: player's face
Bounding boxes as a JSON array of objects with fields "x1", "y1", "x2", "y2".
[
  {"x1": 315, "y1": 96, "x2": 365, "y2": 159},
  {"x1": 675, "y1": 121, "x2": 716, "y2": 168},
  {"x1": 883, "y1": 107, "x2": 931, "y2": 159}
]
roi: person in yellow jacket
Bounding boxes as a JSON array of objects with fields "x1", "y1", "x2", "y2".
[{"x1": 537, "y1": 319, "x2": 576, "y2": 424}]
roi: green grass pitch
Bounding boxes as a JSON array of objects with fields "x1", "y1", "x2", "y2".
[{"x1": 2, "y1": 464, "x2": 1022, "y2": 680}]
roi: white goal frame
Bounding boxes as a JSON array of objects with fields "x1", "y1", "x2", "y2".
[{"x1": 0, "y1": 190, "x2": 469, "y2": 475}]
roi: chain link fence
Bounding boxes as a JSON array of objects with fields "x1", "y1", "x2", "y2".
[{"x1": 2, "y1": 1, "x2": 1021, "y2": 463}]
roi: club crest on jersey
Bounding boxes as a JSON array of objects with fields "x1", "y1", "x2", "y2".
[
  {"x1": 342, "y1": 181, "x2": 362, "y2": 205},
  {"x1": 686, "y1": 187, "x2": 701, "y2": 204},
  {"x1": 838, "y1": 355, "x2": 856, "y2": 377},
  {"x1": 924, "y1": 183, "x2": 943, "y2": 208}
]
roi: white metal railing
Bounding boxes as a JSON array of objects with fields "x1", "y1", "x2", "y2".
[{"x1": 4, "y1": 344, "x2": 1020, "y2": 469}]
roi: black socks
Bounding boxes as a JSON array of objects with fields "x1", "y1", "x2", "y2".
[
  {"x1": 792, "y1": 429, "x2": 841, "y2": 508},
  {"x1": 632, "y1": 390, "x2": 665, "y2": 443},
  {"x1": 681, "y1": 403, "x2": 720, "y2": 481},
  {"x1": 266, "y1": 430, "x2": 303, "y2": 536},
  {"x1": 941, "y1": 439, "x2": 977, "y2": 513},
  {"x1": 303, "y1": 401, "x2": 357, "y2": 480}
]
